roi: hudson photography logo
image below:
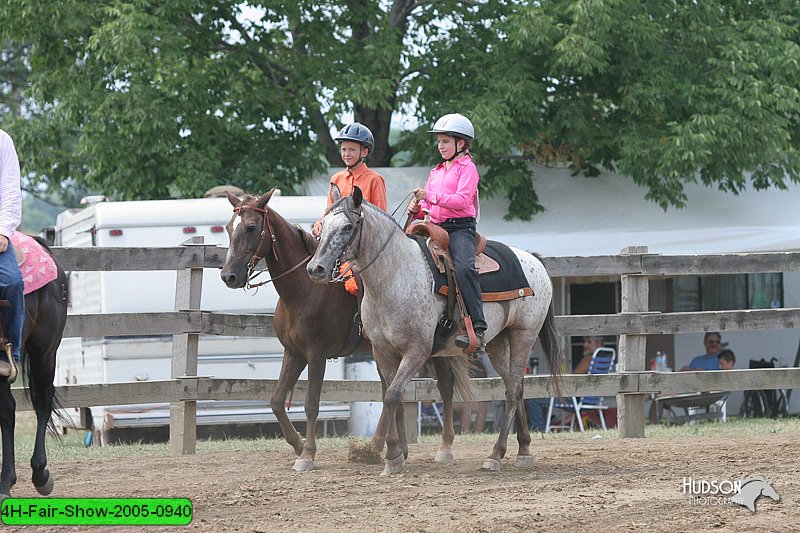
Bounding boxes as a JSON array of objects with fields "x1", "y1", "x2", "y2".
[{"x1": 682, "y1": 476, "x2": 780, "y2": 513}]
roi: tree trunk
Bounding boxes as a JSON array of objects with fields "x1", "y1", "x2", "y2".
[{"x1": 356, "y1": 106, "x2": 394, "y2": 167}]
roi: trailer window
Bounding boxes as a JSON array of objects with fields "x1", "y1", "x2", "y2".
[{"x1": 672, "y1": 273, "x2": 783, "y2": 311}]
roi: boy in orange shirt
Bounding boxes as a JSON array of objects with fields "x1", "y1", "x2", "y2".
[
  {"x1": 313, "y1": 122, "x2": 387, "y2": 237},
  {"x1": 313, "y1": 123, "x2": 387, "y2": 295}
]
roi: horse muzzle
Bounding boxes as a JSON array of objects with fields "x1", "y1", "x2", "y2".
[
  {"x1": 306, "y1": 261, "x2": 331, "y2": 284},
  {"x1": 220, "y1": 269, "x2": 247, "y2": 289}
]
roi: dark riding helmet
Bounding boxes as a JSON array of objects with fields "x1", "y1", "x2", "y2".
[{"x1": 335, "y1": 122, "x2": 375, "y2": 151}]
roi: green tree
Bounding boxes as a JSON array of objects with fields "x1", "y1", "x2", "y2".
[
  {"x1": 0, "y1": 0, "x2": 504, "y2": 201},
  {"x1": 0, "y1": 41, "x2": 30, "y2": 120},
  {"x1": 410, "y1": 0, "x2": 800, "y2": 219}
]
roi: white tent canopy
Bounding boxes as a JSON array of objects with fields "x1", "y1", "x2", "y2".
[{"x1": 304, "y1": 165, "x2": 799, "y2": 256}]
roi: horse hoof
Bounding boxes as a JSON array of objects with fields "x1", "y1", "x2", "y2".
[
  {"x1": 292, "y1": 458, "x2": 315, "y2": 472},
  {"x1": 381, "y1": 455, "x2": 406, "y2": 476},
  {"x1": 0, "y1": 493, "x2": 9, "y2": 502},
  {"x1": 434, "y1": 451, "x2": 454, "y2": 465},
  {"x1": 480, "y1": 458, "x2": 502, "y2": 472},
  {"x1": 515, "y1": 455, "x2": 535, "y2": 468},
  {"x1": 35, "y1": 473, "x2": 54, "y2": 496}
]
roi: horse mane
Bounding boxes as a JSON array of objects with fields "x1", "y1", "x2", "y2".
[
  {"x1": 296, "y1": 224, "x2": 319, "y2": 256},
  {"x1": 328, "y1": 194, "x2": 402, "y2": 230},
  {"x1": 242, "y1": 193, "x2": 320, "y2": 256}
]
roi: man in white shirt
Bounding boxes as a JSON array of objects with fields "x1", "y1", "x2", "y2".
[{"x1": 0, "y1": 129, "x2": 25, "y2": 379}]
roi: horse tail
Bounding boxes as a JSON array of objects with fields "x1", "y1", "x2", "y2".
[
  {"x1": 21, "y1": 351, "x2": 67, "y2": 437},
  {"x1": 539, "y1": 299, "x2": 565, "y2": 398},
  {"x1": 448, "y1": 356, "x2": 474, "y2": 403}
]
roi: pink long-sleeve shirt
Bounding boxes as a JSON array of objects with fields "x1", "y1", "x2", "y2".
[
  {"x1": 0, "y1": 129, "x2": 22, "y2": 239},
  {"x1": 416, "y1": 154, "x2": 479, "y2": 224}
]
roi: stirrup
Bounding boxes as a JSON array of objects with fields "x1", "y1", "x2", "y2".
[{"x1": 0, "y1": 342, "x2": 18, "y2": 383}]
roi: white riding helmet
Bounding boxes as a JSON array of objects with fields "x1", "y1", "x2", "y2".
[{"x1": 429, "y1": 113, "x2": 475, "y2": 141}]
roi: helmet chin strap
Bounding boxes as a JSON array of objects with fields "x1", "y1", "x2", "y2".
[
  {"x1": 346, "y1": 158, "x2": 366, "y2": 170},
  {"x1": 345, "y1": 146, "x2": 369, "y2": 170},
  {"x1": 445, "y1": 148, "x2": 465, "y2": 162},
  {"x1": 444, "y1": 139, "x2": 467, "y2": 162}
]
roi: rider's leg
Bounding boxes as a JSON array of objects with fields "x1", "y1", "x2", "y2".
[
  {"x1": 446, "y1": 222, "x2": 486, "y2": 351},
  {"x1": 0, "y1": 241, "x2": 24, "y2": 377}
]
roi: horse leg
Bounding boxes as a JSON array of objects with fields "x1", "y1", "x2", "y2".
[
  {"x1": 482, "y1": 331, "x2": 535, "y2": 471},
  {"x1": 514, "y1": 380, "x2": 534, "y2": 468},
  {"x1": 372, "y1": 350, "x2": 422, "y2": 476},
  {"x1": 269, "y1": 352, "x2": 307, "y2": 457},
  {"x1": 369, "y1": 371, "x2": 389, "y2": 454},
  {"x1": 0, "y1": 383, "x2": 17, "y2": 499},
  {"x1": 293, "y1": 356, "x2": 326, "y2": 472},
  {"x1": 431, "y1": 357, "x2": 456, "y2": 464},
  {"x1": 27, "y1": 357, "x2": 56, "y2": 494}
]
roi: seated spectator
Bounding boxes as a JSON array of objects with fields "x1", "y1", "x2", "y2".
[
  {"x1": 574, "y1": 336, "x2": 606, "y2": 374},
  {"x1": 526, "y1": 336, "x2": 606, "y2": 432},
  {"x1": 717, "y1": 349, "x2": 736, "y2": 370},
  {"x1": 680, "y1": 332, "x2": 722, "y2": 371}
]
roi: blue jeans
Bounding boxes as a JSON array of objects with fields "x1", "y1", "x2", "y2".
[
  {"x1": 0, "y1": 242, "x2": 24, "y2": 361},
  {"x1": 525, "y1": 398, "x2": 550, "y2": 432}
]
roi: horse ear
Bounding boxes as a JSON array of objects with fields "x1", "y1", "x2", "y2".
[
  {"x1": 330, "y1": 183, "x2": 342, "y2": 202},
  {"x1": 225, "y1": 191, "x2": 240, "y2": 208},
  {"x1": 353, "y1": 186, "x2": 363, "y2": 208},
  {"x1": 256, "y1": 187, "x2": 277, "y2": 209}
]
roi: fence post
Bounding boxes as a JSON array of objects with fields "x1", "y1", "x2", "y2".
[
  {"x1": 404, "y1": 401, "x2": 419, "y2": 444},
  {"x1": 617, "y1": 245, "x2": 648, "y2": 438},
  {"x1": 169, "y1": 236, "x2": 204, "y2": 455}
]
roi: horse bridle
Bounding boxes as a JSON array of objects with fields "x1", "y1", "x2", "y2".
[
  {"x1": 328, "y1": 205, "x2": 393, "y2": 284},
  {"x1": 231, "y1": 204, "x2": 311, "y2": 289}
]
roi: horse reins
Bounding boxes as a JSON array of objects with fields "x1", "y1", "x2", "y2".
[
  {"x1": 232, "y1": 204, "x2": 312, "y2": 289},
  {"x1": 329, "y1": 207, "x2": 394, "y2": 284}
]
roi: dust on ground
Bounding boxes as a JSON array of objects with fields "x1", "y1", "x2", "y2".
[{"x1": 3, "y1": 430, "x2": 796, "y2": 532}]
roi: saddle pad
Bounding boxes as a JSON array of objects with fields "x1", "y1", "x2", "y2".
[
  {"x1": 11, "y1": 233, "x2": 58, "y2": 295},
  {"x1": 409, "y1": 235, "x2": 533, "y2": 301}
]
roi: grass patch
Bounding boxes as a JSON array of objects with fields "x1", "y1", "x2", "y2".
[{"x1": 12, "y1": 412, "x2": 800, "y2": 463}]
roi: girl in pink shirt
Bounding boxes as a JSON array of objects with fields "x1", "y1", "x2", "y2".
[{"x1": 408, "y1": 113, "x2": 486, "y2": 355}]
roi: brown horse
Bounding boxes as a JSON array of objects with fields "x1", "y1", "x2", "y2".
[
  {"x1": 0, "y1": 236, "x2": 68, "y2": 499},
  {"x1": 220, "y1": 189, "x2": 378, "y2": 471},
  {"x1": 220, "y1": 189, "x2": 468, "y2": 471}
]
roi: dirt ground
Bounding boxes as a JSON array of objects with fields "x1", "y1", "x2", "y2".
[{"x1": 3, "y1": 431, "x2": 797, "y2": 532}]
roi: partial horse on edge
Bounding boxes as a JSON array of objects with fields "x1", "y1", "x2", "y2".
[
  {"x1": 308, "y1": 187, "x2": 562, "y2": 475},
  {"x1": 0, "y1": 236, "x2": 68, "y2": 499}
]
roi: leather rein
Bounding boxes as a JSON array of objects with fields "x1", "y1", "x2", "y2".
[
  {"x1": 232, "y1": 204, "x2": 312, "y2": 289},
  {"x1": 328, "y1": 206, "x2": 393, "y2": 284}
]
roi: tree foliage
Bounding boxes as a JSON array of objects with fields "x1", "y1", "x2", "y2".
[
  {"x1": 409, "y1": 0, "x2": 800, "y2": 218},
  {"x1": 2, "y1": 1, "x2": 799, "y2": 218},
  {"x1": 0, "y1": 0, "x2": 488, "y2": 200}
]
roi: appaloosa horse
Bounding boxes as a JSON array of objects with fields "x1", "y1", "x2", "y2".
[
  {"x1": 0, "y1": 236, "x2": 68, "y2": 499},
  {"x1": 308, "y1": 187, "x2": 562, "y2": 474},
  {"x1": 221, "y1": 189, "x2": 471, "y2": 470}
]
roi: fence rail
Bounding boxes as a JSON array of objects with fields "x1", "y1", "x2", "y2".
[{"x1": 37, "y1": 244, "x2": 800, "y2": 452}]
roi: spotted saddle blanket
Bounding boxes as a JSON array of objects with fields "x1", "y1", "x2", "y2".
[{"x1": 11, "y1": 233, "x2": 58, "y2": 295}]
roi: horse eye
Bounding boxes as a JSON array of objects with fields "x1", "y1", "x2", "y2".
[
  {"x1": 343, "y1": 223, "x2": 353, "y2": 231},
  {"x1": 245, "y1": 225, "x2": 257, "y2": 233}
]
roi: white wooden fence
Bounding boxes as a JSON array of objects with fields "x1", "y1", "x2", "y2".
[{"x1": 12, "y1": 243, "x2": 800, "y2": 453}]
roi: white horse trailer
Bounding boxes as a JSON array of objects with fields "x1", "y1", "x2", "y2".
[{"x1": 54, "y1": 194, "x2": 350, "y2": 443}]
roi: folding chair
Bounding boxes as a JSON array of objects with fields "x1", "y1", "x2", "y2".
[
  {"x1": 546, "y1": 347, "x2": 616, "y2": 432},
  {"x1": 417, "y1": 401, "x2": 443, "y2": 435}
]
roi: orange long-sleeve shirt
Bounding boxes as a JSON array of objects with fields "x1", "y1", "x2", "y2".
[{"x1": 326, "y1": 164, "x2": 387, "y2": 211}]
